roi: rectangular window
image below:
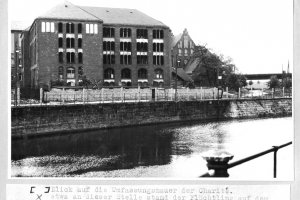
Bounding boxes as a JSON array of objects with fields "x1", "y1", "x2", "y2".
[
  {"x1": 94, "y1": 24, "x2": 98, "y2": 34},
  {"x1": 50, "y1": 22, "x2": 55, "y2": 32},
  {"x1": 120, "y1": 55, "x2": 132, "y2": 65},
  {"x1": 178, "y1": 49, "x2": 182, "y2": 56},
  {"x1": 103, "y1": 27, "x2": 114, "y2": 37},
  {"x1": 103, "y1": 41, "x2": 115, "y2": 51},
  {"x1": 153, "y1": 56, "x2": 164, "y2": 65},
  {"x1": 41, "y1": 22, "x2": 45, "y2": 32},
  {"x1": 153, "y1": 30, "x2": 164, "y2": 39},
  {"x1": 59, "y1": 52, "x2": 63, "y2": 63},
  {"x1": 137, "y1": 29, "x2": 148, "y2": 39},
  {"x1": 66, "y1": 52, "x2": 75, "y2": 63},
  {"x1": 46, "y1": 22, "x2": 50, "y2": 32},
  {"x1": 153, "y1": 43, "x2": 164, "y2": 52},
  {"x1": 137, "y1": 42, "x2": 148, "y2": 52},
  {"x1": 184, "y1": 49, "x2": 188, "y2": 56},
  {"x1": 58, "y1": 38, "x2": 63, "y2": 48},
  {"x1": 103, "y1": 55, "x2": 115, "y2": 64},
  {"x1": 58, "y1": 23, "x2": 63, "y2": 33},
  {"x1": 86, "y1": 24, "x2": 90, "y2": 34},
  {"x1": 137, "y1": 55, "x2": 148, "y2": 64},
  {"x1": 78, "y1": 23, "x2": 82, "y2": 33},
  {"x1": 184, "y1": 36, "x2": 189, "y2": 48},
  {"x1": 78, "y1": 38, "x2": 82, "y2": 48},
  {"x1": 120, "y1": 28, "x2": 131, "y2": 37},
  {"x1": 120, "y1": 42, "x2": 131, "y2": 51},
  {"x1": 78, "y1": 52, "x2": 83, "y2": 63},
  {"x1": 90, "y1": 24, "x2": 94, "y2": 34}
]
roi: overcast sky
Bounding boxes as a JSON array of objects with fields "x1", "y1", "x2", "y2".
[{"x1": 9, "y1": 0, "x2": 293, "y2": 74}]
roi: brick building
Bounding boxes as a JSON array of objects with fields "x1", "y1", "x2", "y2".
[
  {"x1": 22, "y1": 2, "x2": 172, "y2": 89},
  {"x1": 171, "y1": 28, "x2": 196, "y2": 68}
]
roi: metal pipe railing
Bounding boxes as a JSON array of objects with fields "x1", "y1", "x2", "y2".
[{"x1": 200, "y1": 141, "x2": 292, "y2": 178}]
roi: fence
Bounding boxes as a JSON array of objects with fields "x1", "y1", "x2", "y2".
[
  {"x1": 11, "y1": 86, "x2": 292, "y2": 106},
  {"x1": 200, "y1": 141, "x2": 292, "y2": 178}
]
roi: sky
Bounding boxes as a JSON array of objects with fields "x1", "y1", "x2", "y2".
[{"x1": 9, "y1": 0, "x2": 293, "y2": 74}]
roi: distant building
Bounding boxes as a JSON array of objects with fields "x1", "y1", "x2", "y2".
[
  {"x1": 20, "y1": 2, "x2": 172, "y2": 89},
  {"x1": 171, "y1": 28, "x2": 196, "y2": 67}
]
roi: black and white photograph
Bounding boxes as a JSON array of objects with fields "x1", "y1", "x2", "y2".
[{"x1": 9, "y1": 0, "x2": 293, "y2": 180}]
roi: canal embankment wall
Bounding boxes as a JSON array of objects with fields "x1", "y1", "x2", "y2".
[{"x1": 11, "y1": 98, "x2": 292, "y2": 137}]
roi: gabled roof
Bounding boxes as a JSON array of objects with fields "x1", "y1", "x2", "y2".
[
  {"x1": 37, "y1": 2, "x2": 101, "y2": 22},
  {"x1": 81, "y1": 6, "x2": 168, "y2": 27},
  {"x1": 37, "y1": 2, "x2": 168, "y2": 28}
]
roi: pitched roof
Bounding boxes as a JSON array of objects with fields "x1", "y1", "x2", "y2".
[
  {"x1": 37, "y1": 2, "x2": 101, "y2": 22},
  {"x1": 172, "y1": 68, "x2": 193, "y2": 82},
  {"x1": 37, "y1": 2, "x2": 168, "y2": 27},
  {"x1": 184, "y1": 57, "x2": 200, "y2": 74},
  {"x1": 81, "y1": 6, "x2": 168, "y2": 27}
]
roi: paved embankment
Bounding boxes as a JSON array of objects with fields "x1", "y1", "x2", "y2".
[{"x1": 11, "y1": 98, "x2": 292, "y2": 137}]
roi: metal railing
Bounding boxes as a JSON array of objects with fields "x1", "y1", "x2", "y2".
[
  {"x1": 11, "y1": 87, "x2": 292, "y2": 106},
  {"x1": 200, "y1": 141, "x2": 292, "y2": 178}
]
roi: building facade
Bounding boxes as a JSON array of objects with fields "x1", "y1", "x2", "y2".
[
  {"x1": 171, "y1": 28, "x2": 196, "y2": 68},
  {"x1": 22, "y1": 3, "x2": 172, "y2": 89}
]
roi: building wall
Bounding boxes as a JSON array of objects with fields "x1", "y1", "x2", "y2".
[
  {"x1": 102, "y1": 25, "x2": 172, "y2": 87},
  {"x1": 31, "y1": 19, "x2": 103, "y2": 89}
]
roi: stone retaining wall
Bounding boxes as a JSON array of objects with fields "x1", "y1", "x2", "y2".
[{"x1": 11, "y1": 98, "x2": 292, "y2": 136}]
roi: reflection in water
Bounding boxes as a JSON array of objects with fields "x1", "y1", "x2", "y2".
[{"x1": 11, "y1": 117, "x2": 293, "y2": 178}]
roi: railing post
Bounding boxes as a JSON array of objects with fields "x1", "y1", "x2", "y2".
[
  {"x1": 138, "y1": 86, "x2": 141, "y2": 102},
  {"x1": 202, "y1": 151, "x2": 234, "y2": 177},
  {"x1": 238, "y1": 88, "x2": 241, "y2": 99},
  {"x1": 282, "y1": 87, "x2": 285, "y2": 98},
  {"x1": 226, "y1": 87, "x2": 228, "y2": 99},
  {"x1": 40, "y1": 87, "x2": 43, "y2": 105},
  {"x1": 272, "y1": 88, "x2": 274, "y2": 99},
  {"x1": 101, "y1": 88, "x2": 104, "y2": 103},
  {"x1": 63, "y1": 88, "x2": 65, "y2": 104},
  {"x1": 200, "y1": 87, "x2": 203, "y2": 100},
  {"x1": 121, "y1": 87, "x2": 124, "y2": 102},
  {"x1": 273, "y1": 146, "x2": 278, "y2": 178}
]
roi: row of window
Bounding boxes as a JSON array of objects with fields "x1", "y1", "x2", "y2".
[
  {"x1": 58, "y1": 52, "x2": 83, "y2": 64},
  {"x1": 58, "y1": 66, "x2": 83, "y2": 79},
  {"x1": 58, "y1": 38, "x2": 82, "y2": 48},
  {"x1": 58, "y1": 67, "x2": 164, "y2": 80},
  {"x1": 103, "y1": 55, "x2": 164, "y2": 65},
  {"x1": 103, "y1": 42, "x2": 163, "y2": 52},
  {"x1": 42, "y1": 22, "x2": 165, "y2": 39},
  {"x1": 103, "y1": 68, "x2": 163, "y2": 79},
  {"x1": 178, "y1": 48, "x2": 194, "y2": 56}
]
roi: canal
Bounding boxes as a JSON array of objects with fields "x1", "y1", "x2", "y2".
[{"x1": 11, "y1": 117, "x2": 293, "y2": 179}]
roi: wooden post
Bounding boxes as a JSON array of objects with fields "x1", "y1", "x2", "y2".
[
  {"x1": 238, "y1": 88, "x2": 241, "y2": 99},
  {"x1": 283, "y1": 87, "x2": 285, "y2": 98},
  {"x1": 101, "y1": 88, "x2": 104, "y2": 103},
  {"x1": 272, "y1": 88, "x2": 274, "y2": 99},
  {"x1": 155, "y1": 88, "x2": 157, "y2": 101}
]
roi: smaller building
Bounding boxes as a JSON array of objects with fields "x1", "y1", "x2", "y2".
[{"x1": 171, "y1": 28, "x2": 196, "y2": 67}]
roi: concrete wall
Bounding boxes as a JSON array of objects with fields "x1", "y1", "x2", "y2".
[{"x1": 11, "y1": 98, "x2": 292, "y2": 136}]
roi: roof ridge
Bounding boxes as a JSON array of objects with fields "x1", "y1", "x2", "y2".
[{"x1": 67, "y1": 1, "x2": 103, "y2": 22}]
